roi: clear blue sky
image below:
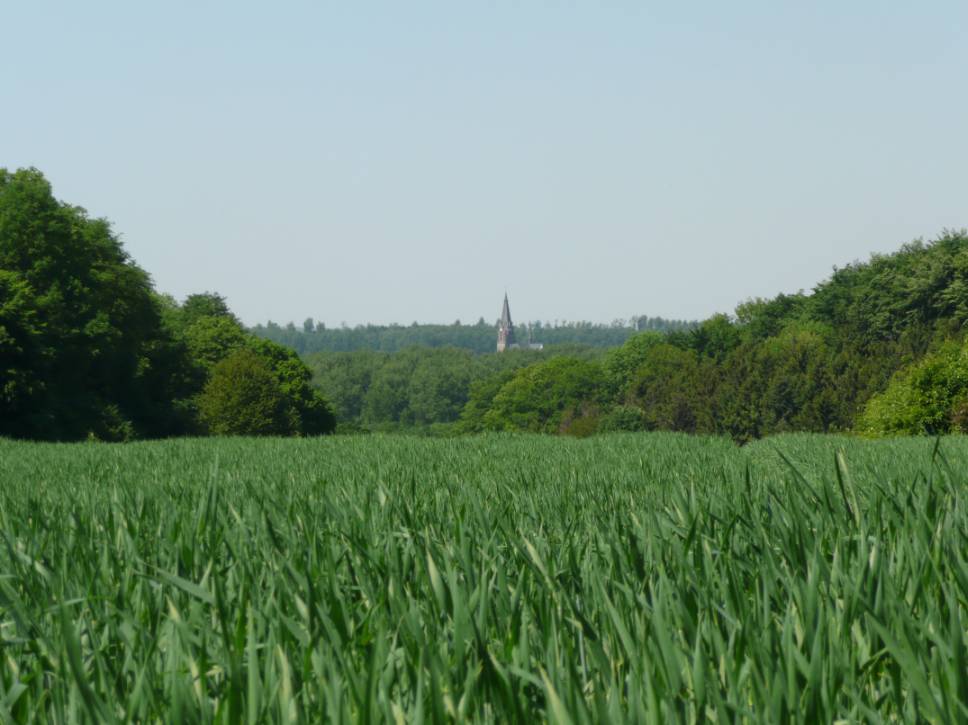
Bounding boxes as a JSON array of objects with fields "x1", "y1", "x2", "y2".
[{"x1": 4, "y1": 1, "x2": 966, "y2": 326}]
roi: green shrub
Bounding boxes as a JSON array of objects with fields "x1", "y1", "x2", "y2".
[
  {"x1": 197, "y1": 349, "x2": 291, "y2": 436},
  {"x1": 857, "y1": 340, "x2": 968, "y2": 435},
  {"x1": 598, "y1": 404, "x2": 647, "y2": 432},
  {"x1": 482, "y1": 357, "x2": 604, "y2": 433}
]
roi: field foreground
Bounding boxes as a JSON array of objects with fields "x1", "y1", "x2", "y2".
[{"x1": 0, "y1": 433, "x2": 966, "y2": 722}]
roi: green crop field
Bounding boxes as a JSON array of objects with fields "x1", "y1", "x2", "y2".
[{"x1": 0, "y1": 433, "x2": 966, "y2": 723}]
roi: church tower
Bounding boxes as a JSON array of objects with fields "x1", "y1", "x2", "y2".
[{"x1": 497, "y1": 293, "x2": 516, "y2": 352}]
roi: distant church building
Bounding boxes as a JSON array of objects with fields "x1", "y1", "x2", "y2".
[{"x1": 497, "y1": 293, "x2": 543, "y2": 352}]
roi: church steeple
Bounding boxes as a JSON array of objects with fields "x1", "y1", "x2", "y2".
[{"x1": 497, "y1": 293, "x2": 516, "y2": 352}]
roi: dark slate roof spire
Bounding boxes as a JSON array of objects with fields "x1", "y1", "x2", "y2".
[
  {"x1": 497, "y1": 292, "x2": 516, "y2": 351},
  {"x1": 500, "y1": 293, "x2": 513, "y2": 329}
]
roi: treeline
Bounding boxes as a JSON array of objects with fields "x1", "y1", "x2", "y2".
[
  {"x1": 253, "y1": 316, "x2": 695, "y2": 354},
  {"x1": 306, "y1": 344, "x2": 601, "y2": 433},
  {"x1": 309, "y1": 230, "x2": 968, "y2": 439},
  {"x1": 0, "y1": 168, "x2": 335, "y2": 441},
  {"x1": 5, "y1": 167, "x2": 967, "y2": 442}
]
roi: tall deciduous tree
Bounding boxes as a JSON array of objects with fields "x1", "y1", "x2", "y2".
[{"x1": 0, "y1": 168, "x2": 183, "y2": 440}]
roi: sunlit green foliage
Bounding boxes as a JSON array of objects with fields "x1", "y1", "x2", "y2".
[
  {"x1": 858, "y1": 339, "x2": 968, "y2": 435},
  {"x1": 601, "y1": 331, "x2": 664, "y2": 398},
  {"x1": 1, "y1": 434, "x2": 966, "y2": 721},
  {"x1": 481, "y1": 357, "x2": 605, "y2": 433}
]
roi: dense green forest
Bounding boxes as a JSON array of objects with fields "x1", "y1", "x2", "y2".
[
  {"x1": 308, "y1": 230, "x2": 968, "y2": 439},
  {"x1": 2, "y1": 167, "x2": 967, "y2": 441},
  {"x1": 306, "y1": 344, "x2": 602, "y2": 434},
  {"x1": 0, "y1": 168, "x2": 334, "y2": 441},
  {"x1": 252, "y1": 315, "x2": 695, "y2": 354}
]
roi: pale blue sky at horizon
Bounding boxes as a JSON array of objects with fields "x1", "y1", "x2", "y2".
[{"x1": 3, "y1": 1, "x2": 966, "y2": 327}]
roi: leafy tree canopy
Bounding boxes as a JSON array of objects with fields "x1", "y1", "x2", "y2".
[
  {"x1": 857, "y1": 340, "x2": 968, "y2": 436},
  {"x1": 180, "y1": 292, "x2": 240, "y2": 326},
  {"x1": 626, "y1": 344, "x2": 714, "y2": 434},
  {"x1": 482, "y1": 357, "x2": 605, "y2": 434},
  {"x1": 0, "y1": 168, "x2": 335, "y2": 441},
  {"x1": 0, "y1": 168, "x2": 180, "y2": 440},
  {"x1": 198, "y1": 348, "x2": 292, "y2": 436}
]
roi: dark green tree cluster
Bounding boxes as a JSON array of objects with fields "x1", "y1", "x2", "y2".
[
  {"x1": 253, "y1": 316, "x2": 695, "y2": 354},
  {"x1": 6, "y1": 167, "x2": 964, "y2": 441},
  {"x1": 305, "y1": 346, "x2": 571, "y2": 433},
  {"x1": 308, "y1": 231, "x2": 968, "y2": 439},
  {"x1": 161, "y1": 292, "x2": 336, "y2": 437},
  {"x1": 463, "y1": 231, "x2": 968, "y2": 440},
  {"x1": 0, "y1": 168, "x2": 334, "y2": 440}
]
